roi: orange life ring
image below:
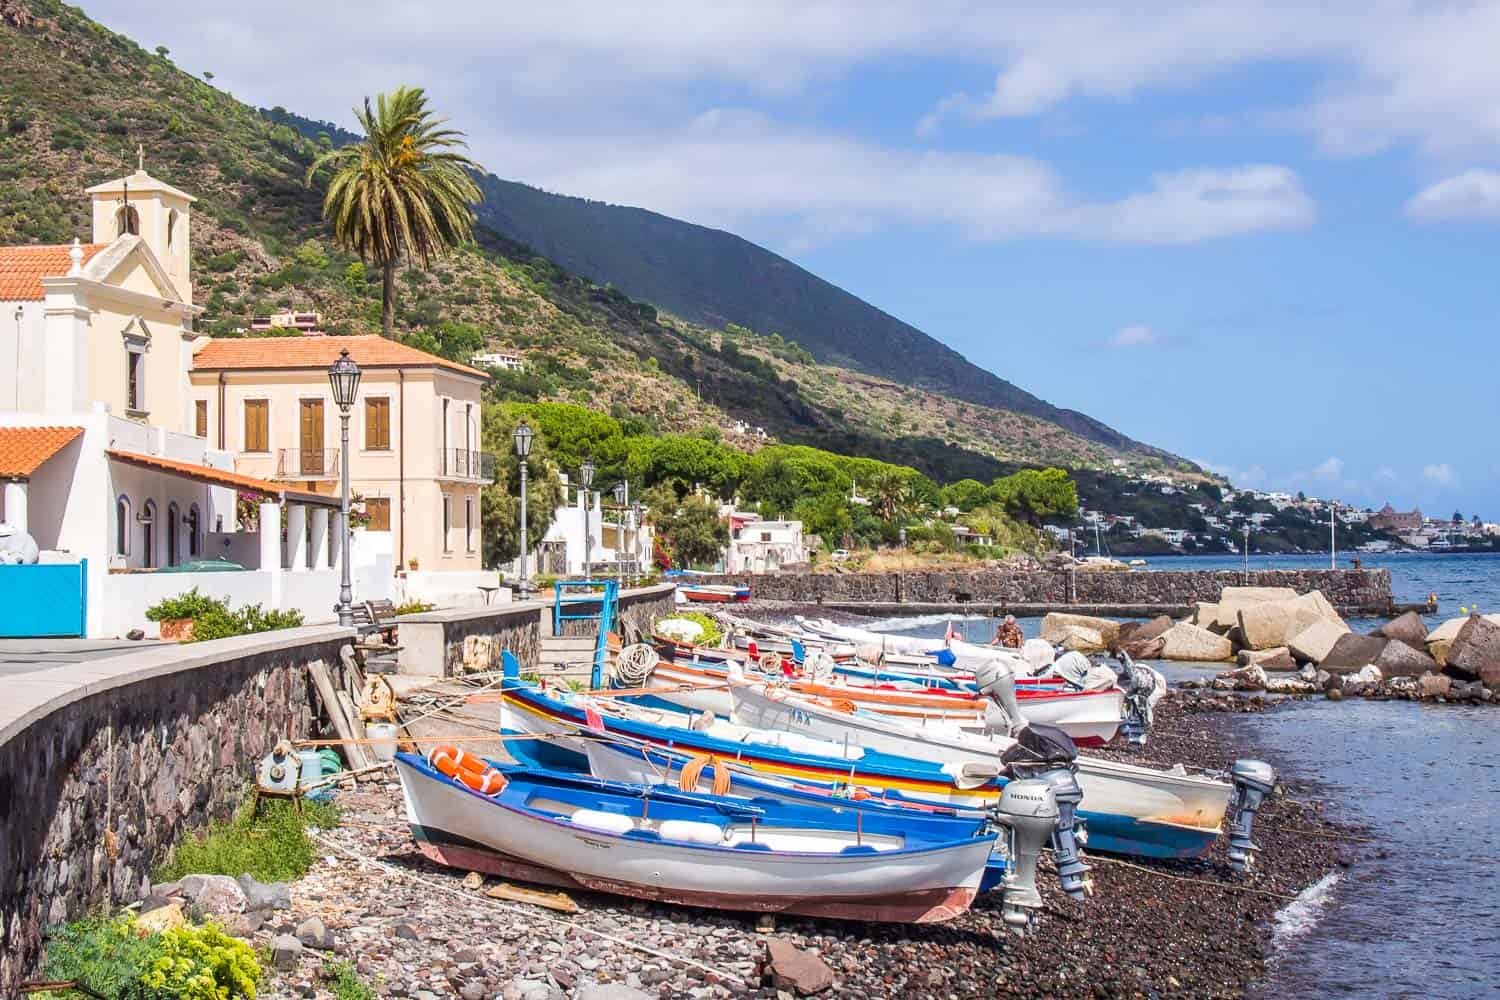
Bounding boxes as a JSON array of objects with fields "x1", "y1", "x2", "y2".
[{"x1": 428, "y1": 745, "x2": 507, "y2": 795}]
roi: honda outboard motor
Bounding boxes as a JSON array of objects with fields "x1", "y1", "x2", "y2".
[
  {"x1": 972, "y1": 656, "x2": 1028, "y2": 736},
  {"x1": 1050, "y1": 651, "x2": 1094, "y2": 688},
  {"x1": 989, "y1": 778, "x2": 1060, "y2": 930},
  {"x1": 1226, "y1": 758, "x2": 1277, "y2": 873},
  {"x1": 1036, "y1": 768, "x2": 1091, "y2": 899}
]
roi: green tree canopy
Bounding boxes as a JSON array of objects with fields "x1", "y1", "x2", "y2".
[
  {"x1": 480, "y1": 405, "x2": 564, "y2": 567},
  {"x1": 989, "y1": 468, "x2": 1079, "y2": 527},
  {"x1": 654, "y1": 494, "x2": 729, "y2": 569},
  {"x1": 941, "y1": 479, "x2": 991, "y2": 512}
]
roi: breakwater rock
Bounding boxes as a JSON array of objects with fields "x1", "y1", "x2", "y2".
[{"x1": 702, "y1": 568, "x2": 1393, "y2": 613}]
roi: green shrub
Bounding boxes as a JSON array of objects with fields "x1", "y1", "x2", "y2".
[
  {"x1": 145, "y1": 588, "x2": 228, "y2": 622},
  {"x1": 324, "y1": 959, "x2": 377, "y2": 1000},
  {"x1": 42, "y1": 916, "x2": 160, "y2": 999},
  {"x1": 190, "y1": 605, "x2": 246, "y2": 642},
  {"x1": 664, "y1": 610, "x2": 723, "y2": 646},
  {"x1": 390, "y1": 600, "x2": 435, "y2": 616},
  {"x1": 157, "y1": 797, "x2": 338, "y2": 884}
]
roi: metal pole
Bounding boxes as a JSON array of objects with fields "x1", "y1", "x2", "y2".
[
  {"x1": 1242, "y1": 526, "x2": 1249, "y2": 585},
  {"x1": 518, "y1": 459, "x2": 529, "y2": 594},
  {"x1": 583, "y1": 488, "x2": 592, "y2": 577},
  {"x1": 1330, "y1": 503, "x2": 1336, "y2": 569},
  {"x1": 337, "y1": 411, "x2": 353, "y2": 627}
]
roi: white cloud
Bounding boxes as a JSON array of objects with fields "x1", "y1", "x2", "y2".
[
  {"x1": 1309, "y1": 457, "x2": 1345, "y2": 482},
  {"x1": 1423, "y1": 463, "x2": 1457, "y2": 486},
  {"x1": 1405, "y1": 170, "x2": 1500, "y2": 222},
  {"x1": 1108, "y1": 325, "x2": 1161, "y2": 349}
]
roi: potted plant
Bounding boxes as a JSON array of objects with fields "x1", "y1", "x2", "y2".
[
  {"x1": 144, "y1": 588, "x2": 226, "y2": 642},
  {"x1": 408, "y1": 557, "x2": 420, "y2": 571}
]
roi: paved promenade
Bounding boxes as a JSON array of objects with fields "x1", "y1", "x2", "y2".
[{"x1": 0, "y1": 638, "x2": 161, "y2": 677}]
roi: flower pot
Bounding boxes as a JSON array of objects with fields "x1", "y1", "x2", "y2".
[{"x1": 159, "y1": 617, "x2": 195, "y2": 642}]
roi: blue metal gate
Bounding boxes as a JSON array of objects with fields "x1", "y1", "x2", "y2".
[{"x1": 0, "y1": 559, "x2": 87, "y2": 637}]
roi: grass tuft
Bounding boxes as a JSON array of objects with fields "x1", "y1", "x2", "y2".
[
  {"x1": 156, "y1": 797, "x2": 339, "y2": 884},
  {"x1": 324, "y1": 959, "x2": 377, "y2": 1000}
]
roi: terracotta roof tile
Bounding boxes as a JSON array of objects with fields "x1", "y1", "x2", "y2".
[
  {"x1": 0, "y1": 426, "x2": 84, "y2": 478},
  {"x1": 105, "y1": 449, "x2": 339, "y2": 506},
  {"x1": 0, "y1": 244, "x2": 108, "y2": 300},
  {"x1": 192, "y1": 335, "x2": 489, "y2": 379}
]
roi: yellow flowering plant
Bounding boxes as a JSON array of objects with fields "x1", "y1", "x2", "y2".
[{"x1": 143, "y1": 923, "x2": 260, "y2": 1000}]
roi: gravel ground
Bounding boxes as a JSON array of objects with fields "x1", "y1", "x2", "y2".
[{"x1": 255, "y1": 692, "x2": 1359, "y2": 1000}]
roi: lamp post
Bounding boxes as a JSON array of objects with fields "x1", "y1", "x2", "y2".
[
  {"x1": 613, "y1": 481, "x2": 628, "y2": 585},
  {"x1": 327, "y1": 349, "x2": 361, "y2": 627},
  {"x1": 632, "y1": 501, "x2": 642, "y2": 585},
  {"x1": 514, "y1": 420, "x2": 533, "y2": 594},
  {"x1": 580, "y1": 458, "x2": 595, "y2": 577}
]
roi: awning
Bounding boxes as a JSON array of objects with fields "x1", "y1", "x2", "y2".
[
  {"x1": 105, "y1": 449, "x2": 341, "y2": 507},
  {"x1": 0, "y1": 426, "x2": 84, "y2": 478}
]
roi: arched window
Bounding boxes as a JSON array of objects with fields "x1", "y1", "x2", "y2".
[
  {"x1": 167, "y1": 502, "x2": 180, "y2": 567},
  {"x1": 187, "y1": 504, "x2": 201, "y2": 558},
  {"x1": 115, "y1": 495, "x2": 131, "y2": 556},
  {"x1": 115, "y1": 205, "x2": 140, "y2": 237},
  {"x1": 166, "y1": 209, "x2": 179, "y2": 249},
  {"x1": 140, "y1": 500, "x2": 157, "y2": 569}
]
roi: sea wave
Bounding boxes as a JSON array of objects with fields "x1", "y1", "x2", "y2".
[{"x1": 1271, "y1": 871, "x2": 1340, "y2": 949}]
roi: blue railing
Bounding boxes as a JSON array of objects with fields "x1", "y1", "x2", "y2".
[{"x1": 552, "y1": 579, "x2": 620, "y2": 689}]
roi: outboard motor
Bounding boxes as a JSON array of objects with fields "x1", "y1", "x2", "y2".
[
  {"x1": 972, "y1": 656, "x2": 1028, "y2": 737},
  {"x1": 1226, "y1": 758, "x2": 1277, "y2": 873},
  {"x1": 1050, "y1": 651, "x2": 1094, "y2": 688},
  {"x1": 1114, "y1": 652, "x2": 1165, "y2": 745},
  {"x1": 988, "y1": 778, "x2": 1060, "y2": 930},
  {"x1": 1036, "y1": 768, "x2": 1091, "y2": 899}
]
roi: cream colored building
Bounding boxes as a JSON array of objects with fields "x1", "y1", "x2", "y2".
[{"x1": 189, "y1": 336, "x2": 493, "y2": 584}]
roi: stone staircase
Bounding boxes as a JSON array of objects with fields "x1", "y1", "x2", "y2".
[{"x1": 537, "y1": 634, "x2": 599, "y2": 683}]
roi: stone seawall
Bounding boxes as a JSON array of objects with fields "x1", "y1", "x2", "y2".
[
  {"x1": 698, "y1": 569, "x2": 1393, "y2": 613},
  {"x1": 556, "y1": 583, "x2": 678, "y2": 639},
  {"x1": 0, "y1": 626, "x2": 355, "y2": 993}
]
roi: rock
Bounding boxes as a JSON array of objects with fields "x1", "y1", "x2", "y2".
[
  {"x1": 1237, "y1": 646, "x2": 1296, "y2": 671},
  {"x1": 461, "y1": 871, "x2": 484, "y2": 891},
  {"x1": 1326, "y1": 686, "x2": 1344, "y2": 701},
  {"x1": 1265, "y1": 675, "x2": 1316, "y2": 693},
  {"x1": 1117, "y1": 635, "x2": 1166, "y2": 661},
  {"x1": 1374, "y1": 638, "x2": 1438, "y2": 678},
  {"x1": 1041, "y1": 613, "x2": 1120, "y2": 647},
  {"x1": 576, "y1": 987, "x2": 654, "y2": 1000},
  {"x1": 137, "y1": 893, "x2": 173, "y2": 915},
  {"x1": 1237, "y1": 602, "x2": 1301, "y2": 651},
  {"x1": 1057, "y1": 625, "x2": 1106, "y2": 653},
  {"x1": 1374, "y1": 611, "x2": 1429, "y2": 651},
  {"x1": 1116, "y1": 616, "x2": 1174, "y2": 644},
  {"x1": 1159, "y1": 622, "x2": 1234, "y2": 662},
  {"x1": 296, "y1": 915, "x2": 335, "y2": 951},
  {"x1": 1451, "y1": 680, "x2": 1485, "y2": 700},
  {"x1": 1319, "y1": 633, "x2": 1389, "y2": 674},
  {"x1": 1350, "y1": 664, "x2": 1382, "y2": 686},
  {"x1": 1019, "y1": 638, "x2": 1055, "y2": 671},
  {"x1": 271, "y1": 933, "x2": 304, "y2": 971},
  {"x1": 762, "y1": 939, "x2": 835, "y2": 996},
  {"x1": 392, "y1": 921, "x2": 421, "y2": 940},
  {"x1": 135, "y1": 902, "x2": 185, "y2": 935},
  {"x1": 1290, "y1": 620, "x2": 1347, "y2": 664},
  {"x1": 1191, "y1": 602, "x2": 1219, "y2": 628},
  {"x1": 1448, "y1": 615, "x2": 1500, "y2": 680},
  {"x1": 224, "y1": 912, "x2": 263, "y2": 938},
  {"x1": 126, "y1": 628, "x2": 145, "y2": 641},
  {"x1": 1214, "y1": 663, "x2": 1267, "y2": 691},
  {"x1": 186, "y1": 875, "x2": 245, "y2": 918},
  {"x1": 1212, "y1": 586, "x2": 1298, "y2": 630},
  {"x1": 1418, "y1": 672, "x2": 1452, "y2": 699},
  {"x1": 237, "y1": 874, "x2": 291, "y2": 912}
]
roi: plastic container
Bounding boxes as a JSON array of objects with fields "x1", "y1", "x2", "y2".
[
  {"x1": 296, "y1": 749, "x2": 325, "y2": 789},
  {"x1": 366, "y1": 722, "x2": 399, "y2": 762}
]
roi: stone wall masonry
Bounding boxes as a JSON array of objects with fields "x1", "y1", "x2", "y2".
[
  {"x1": 556, "y1": 584, "x2": 678, "y2": 640},
  {"x1": 0, "y1": 626, "x2": 356, "y2": 993},
  {"x1": 697, "y1": 569, "x2": 1393, "y2": 613}
]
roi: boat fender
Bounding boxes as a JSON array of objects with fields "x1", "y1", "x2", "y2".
[
  {"x1": 659, "y1": 819, "x2": 725, "y2": 845},
  {"x1": 1226, "y1": 759, "x2": 1277, "y2": 873},
  {"x1": 990, "y1": 778, "x2": 1060, "y2": 931},
  {"x1": 570, "y1": 808, "x2": 636, "y2": 835},
  {"x1": 1036, "y1": 768, "x2": 1092, "y2": 899}
]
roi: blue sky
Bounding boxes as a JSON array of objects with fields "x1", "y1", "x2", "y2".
[{"x1": 84, "y1": 1, "x2": 1500, "y2": 517}]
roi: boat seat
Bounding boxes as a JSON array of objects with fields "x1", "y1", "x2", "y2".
[
  {"x1": 734, "y1": 841, "x2": 773, "y2": 851},
  {"x1": 839, "y1": 844, "x2": 879, "y2": 855},
  {"x1": 659, "y1": 819, "x2": 725, "y2": 845},
  {"x1": 569, "y1": 809, "x2": 636, "y2": 835}
]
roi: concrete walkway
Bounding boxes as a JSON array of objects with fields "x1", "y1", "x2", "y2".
[{"x1": 0, "y1": 638, "x2": 162, "y2": 677}]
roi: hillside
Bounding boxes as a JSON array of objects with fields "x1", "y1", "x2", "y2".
[{"x1": 0, "y1": 0, "x2": 1178, "y2": 485}]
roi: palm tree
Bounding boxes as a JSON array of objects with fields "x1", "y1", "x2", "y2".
[{"x1": 306, "y1": 86, "x2": 482, "y2": 338}]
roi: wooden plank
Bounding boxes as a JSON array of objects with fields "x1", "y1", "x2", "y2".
[
  {"x1": 484, "y1": 881, "x2": 579, "y2": 913},
  {"x1": 309, "y1": 661, "x2": 372, "y2": 770}
]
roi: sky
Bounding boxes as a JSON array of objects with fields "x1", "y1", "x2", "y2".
[{"x1": 80, "y1": 1, "x2": 1500, "y2": 518}]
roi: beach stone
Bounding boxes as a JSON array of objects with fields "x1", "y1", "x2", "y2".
[
  {"x1": 1237, "y1": 601, "x2": 1308, "y2": 650},
  {"x1": 1058, "y1": 626, "x2": 1107, "y2": 653},
  {"x1": 1290, "y1": 620, "x2": 1347, "y2": 664},
  {"x1": 1237, "y1": 646, "x2": 1296, "y2": 671},
  {"x1": 1213, "y1": 664, "x2": 1266, "y2": 692},
  {"x1": 1191, "y1": 602, "x2": 1219, "y2": 628},
  {"x1": 1374, "y1": 611, "x2": 1429, "y2": 652},
  {"x1": 1019, "y1": 638, "x2": 1055, "y2": 671},
  {"x1": 135, "y1": 902, "x2": 185, "y2": 934},
  {"x1": 237, "y1": 874, "x2": 291, "y2": 912},
  {"x1": 1319, "y1": 634, "x2": 1389, "y2": 674},
  {"x1": 1160, "y1": 622, "x2": 1234, "y2": 662},
  {"x1": 1118, "y1": 635, "x2": 1167, "y2": 661},
  {"x1": 1418, "y1": 672, "x2": 1452, "y2": 699},
  {"x1": 1118, "y1": 616, "x2": 1174, "y2": 644},
  {"x1": 187, "y1": 875, "x2": 245, "y2": 917},
  {"x1": 1212, "y1": 587, "x2": 1298, "y2": 630},
  {"x1": 271, "y1": 933, "x2": 304, "y2": 970},
  {"x1": 1326, "y1": 686, "x2": 1344, "y2": 701},
  {"x1": 296, "y1": 915, "x2": 335, "y2": 950},
  {"x1": 1374, "y1": 638, "x2": 1438, "y2": 678},
  {"x1": 761, "y1": 939, "x2": 835, "y2": 996},
  {"x1": 1041, "y1": 613, "x2": 1119, "y2": 647},
  {"x1": 1447, "y1": 615, "x2": 1500, "y2": 680},
  {"x1": 576, "y1": 988, "x2": 653, "y2": 1000}
]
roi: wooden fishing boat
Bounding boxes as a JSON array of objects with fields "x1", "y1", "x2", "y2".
[
  {"x1": 678, "y1": 584, "x2": 752, "y2": 603},
  {"x1": 494, "y1": 680, "x2": 1231, "y2": 859},
  {"x1": 394, "y1": 750, "x2": 994, "y2": 923}
]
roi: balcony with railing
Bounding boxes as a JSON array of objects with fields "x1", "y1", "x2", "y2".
[
  {"x1": 441, "y1": 448, "x2": 496, "y2": 483},
  {"x1": 274, "y1": 448, "x2": 339, "y2": 480}
]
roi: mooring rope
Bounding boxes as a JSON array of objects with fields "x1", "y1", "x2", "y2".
[
  {"x1": 1084, "y1": 855, "x2": 1300, "y2": 900},
  {"x1": 311, "y1": 832, "x2": 750, "y2": 986}
]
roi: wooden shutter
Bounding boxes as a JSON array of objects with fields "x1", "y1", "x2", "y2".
[
  {"x1": 365, "y1": 498, "x2": 391, "y2": 531},
  {"x1": 364, "y1": 398, "x2": 390, "y2": 450},
  {"x1": 194, "y1": 399, "x2": 208, "y2": 438},
  {"x1": 244, "y1": 400, "x2": 268, "y2": 452}
]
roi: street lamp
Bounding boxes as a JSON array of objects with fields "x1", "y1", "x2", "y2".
[
  {"x1": 327, "y1": 348, "x2": 361, "y2": 628},
  {"x1": 613, "y1": 481, "x2": 628, "y2": 585},
  {"x1": 631, "y1": 501, "x2": 642, "y2": 585},
  {"x1": 513, "y1": 420, "x2": 533, "y2": 594},
  {"x1": 580, "y1": 458, "x2": 595, "y2": 577}
]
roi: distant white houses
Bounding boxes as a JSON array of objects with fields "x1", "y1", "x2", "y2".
[
  {"x1": 520, "y1": 474, "x2": 653, "y2": 579},
  {"x1": 471, "y1": 350, "x2": 525, "y2": 372},
  {"x1": 725, "y1": 517, "x2": 809, "y2": 573},
  {"x1": 249, "y1": 310, "x2": 322, "y2": 334}
]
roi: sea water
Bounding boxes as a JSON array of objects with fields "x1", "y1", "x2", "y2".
[{"x1": 877, "y1": 553, "x2": 1500, "y2": 998}]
